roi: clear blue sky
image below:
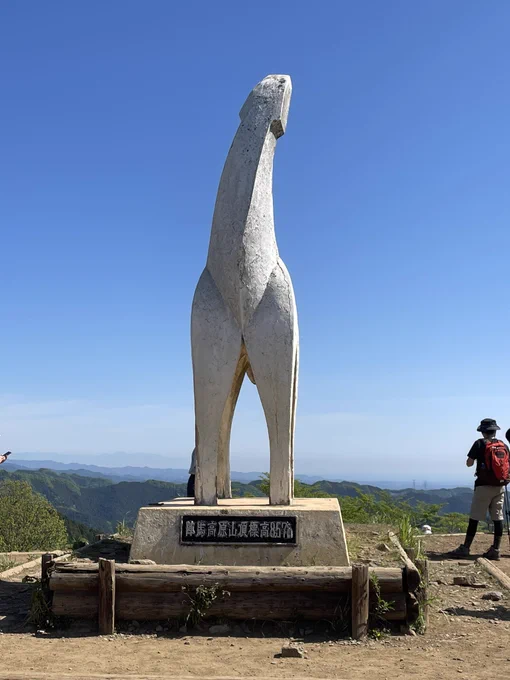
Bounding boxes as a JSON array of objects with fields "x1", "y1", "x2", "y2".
[{"x1": 2, "y1": 1, "x2": 509, "y2": 484}]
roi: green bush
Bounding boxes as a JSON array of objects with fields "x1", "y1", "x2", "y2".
[
  {"x1": 434, "y1": 512, "x2": 469, "y2": 534},
  {"x1": 258, "y1": 474, "x2": 465, "y2": 534},
  {"x1": 0, "y1": 480, "x2": 68, "y2": 551},
  {"x1": 340, "y1": 491, "x2": 444, "y2": 527},
  {"x1": 258, "y1": 473, "x2": 332, "y2": 499},
  {"x1": 115, "y1": 516, "x2": 134, "y2": 537},
  {"x1": 397, "y1": 514, "x2": 424, "y2": 558}
]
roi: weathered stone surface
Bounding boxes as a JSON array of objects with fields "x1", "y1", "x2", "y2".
[
  {"x1": 482, "y1": 591, "x2": 503, "y2": 601},
  {"x1": 130, "y1": 497, "x2": 349, "y2": 566},
  {"x1": 191, "y1": 75, "x2": 298, "y2": 506},
  {"x1": 453, "y1": 575, "x2": 476, "y2": 586},
  {"x1": 281, "y1": 643, "x2": 304, "y2": 658},
  {"x1": 209, "y1": 623, "x2": 231, "y2": 635}
]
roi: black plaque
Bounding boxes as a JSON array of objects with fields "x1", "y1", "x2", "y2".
[{"x1": 180, "y1": 515, "x2": 297, "y2": 545}]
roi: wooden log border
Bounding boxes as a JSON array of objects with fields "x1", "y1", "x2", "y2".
[
  {"x1": 50, "y1": 564, "x2": 405, "y2": 594},
  {"x1": 415, "y1": 558, "x2": 429, "y2": 632},
  {"x1": 0, "y1": 551, "x2": 70, "y2": 581},
  {"x1": 476, "y1": 557, "x2": 510, "y2": 591},
  {"x1": 47, "y1": 560, "x2": 421, "y2": 633},
  {"x1": 387, "y1": 531, "x2": 421, "y2": 592},
  {"x1": 52, "y1": 590, "x2": 409, "y2": 622}
]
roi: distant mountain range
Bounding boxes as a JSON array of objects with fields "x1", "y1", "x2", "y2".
[
  {"x1": 4, "y1": 459, "x2": 273, "y2": 484},
  {"x1": 0, "y1": 464, "x2": 473, "y2": 535},
  {"x1": 2, "y1": 459, "x2": 464, "y2": 489}
]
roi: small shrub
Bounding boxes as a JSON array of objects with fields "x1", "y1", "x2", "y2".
[
  {"x1": 368, "y1": 573, "x2": 393, "y2": 638},
  {"x1": 183, "y1": 583, "x2": 230, "y2": 627},
  {"x1": 115, "y1": 516, "x2": 134, "y2": 537},
  {"x1": 0, "y1": 480, "x2": 67, "y2": 551},
  {"x1": 397, "y1": 515, "x2": 424, "y2": 559},
  {"x1": 0, "y1": 557, "x2": 17, "y2": 572},
  {"x1": 25, "y1": 578, "x2": 69, "y2": 630}
]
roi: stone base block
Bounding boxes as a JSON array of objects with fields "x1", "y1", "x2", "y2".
[{"x1": 130, "y1": 497, "x2": 349, "y2": 566}]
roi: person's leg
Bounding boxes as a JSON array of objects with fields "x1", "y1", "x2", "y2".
[
  {"x1": 187, "y1": 474, "x2": 196, "y2": 498},
  {"x1": 464, "y1": 518, "x2": 479, "y2": 549},
  {"x1": 483, "y1": 488, "x2": 505, "y2": 559},
  {"x1": 450, "y1": 487, "x2": 486, "y2": 556},
  {"x1": 493, "y1": 520, "x2": 503, "y2": 550},
  {"x1": 449, "y1": 518, "x2": 478, "y2": 556}
]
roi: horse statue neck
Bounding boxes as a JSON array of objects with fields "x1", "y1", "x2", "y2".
[{"x1": 206, "y1": 76, "x2": 291, "y2": 328}]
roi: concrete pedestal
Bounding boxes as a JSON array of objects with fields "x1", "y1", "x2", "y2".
[{"x1": 130, "y1": 497, "x2": 349, "y2": 566}]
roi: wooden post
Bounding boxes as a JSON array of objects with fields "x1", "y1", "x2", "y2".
[
  {"x1": 98, "y1": 558, "x2": 115, "y2": 635},
  {"x1": 476, "y1": 557, "x2": 510, "y2": 591},
  {"x1": 406, "y1": 548, "x2": 416, "y2": 563},
  {"x1": 351, "y1": 564, "x2": 369, "y2": 640},
  {"x1": 41, "y1": 553, "x2": 52, "y2": 589},
  {"x1": 415, "y1": 558, "x2": 429, "y2": 631},
  {"x1": 41, "y1": 553, "x2": 54, "y2": 609},
  {"x1": 388, "y1": 532, "x2": 420, "y2": 592}
]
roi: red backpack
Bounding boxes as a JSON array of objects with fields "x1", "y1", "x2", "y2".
[{"x1": 484, "y1": 439, "x2": 510, "y2": 484}]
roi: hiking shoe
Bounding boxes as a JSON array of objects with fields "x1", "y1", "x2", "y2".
[
  {"x1": 482, "y1": 546, "x2": 500, "y2": 561},
  {"x1": 449, "y1": 544, "x2": 470, "y2": 557}
]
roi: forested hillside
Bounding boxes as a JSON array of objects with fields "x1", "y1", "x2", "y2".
[
  {"x1": 0, "y1": 467, "x2": 473, "y2": 534},
  {"x1": 310, "y1": 480, "x2": 474, "y2": 515}
]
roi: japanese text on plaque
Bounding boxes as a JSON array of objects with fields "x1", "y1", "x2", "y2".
[{"x1": 180, "y1": 515, "x2": 297, "y2": 544}]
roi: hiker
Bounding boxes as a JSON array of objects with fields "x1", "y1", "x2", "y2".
[
  {"x1": 450, "y1": 418, "x2": 510, "y2": 560},
  {"x1": 0, "y1": 451, "x2": 11, "y2": 465},
  {"x1": 187, "y1": 447, "x2": 196, "y2": 498}
]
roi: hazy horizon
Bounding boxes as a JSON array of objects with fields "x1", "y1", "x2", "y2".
[{"x1": 9, "y1": 448, "x2": 473, "y2": 488}]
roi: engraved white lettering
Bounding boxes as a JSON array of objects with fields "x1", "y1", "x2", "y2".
[
  {"x1": 282, "y1": 522, "x2": 294, "y2": 540},
  {"x1": 260, "y1": 522, "x2": 270, "y2": 539},
  {"x1": 238, "y1": 521, "x2": 249, "y2": 538},
  {"x1": 270, "y1": 521, "x2": 282, "y2": 539}
]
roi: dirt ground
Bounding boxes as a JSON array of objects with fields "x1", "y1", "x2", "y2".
[{"x1": 1, "y1": 528, "x2": 509, "y2": 680}]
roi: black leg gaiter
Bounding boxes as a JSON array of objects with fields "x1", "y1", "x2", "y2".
[
  {"x1": 493, "y1": 520, "x2": 503, "y2": 550},
  {"x1": 464, "y1": 518, "x2": 479, "y2": 549}
]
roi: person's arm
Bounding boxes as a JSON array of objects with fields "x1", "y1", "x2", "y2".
[
  {"x1": 466, "y1": 441, "x2": 478, "y2": 467},
  {"x1": 0, "y1": 451, "x2": 10, "y2": 465}
]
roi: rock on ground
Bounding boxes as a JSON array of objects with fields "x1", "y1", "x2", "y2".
[
  {"x1": 482, "y1": 591, "x2": 503, "y2": 601},
  {"x1": 281, "y1": 643, "x2": 304, "y2": 658}
]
